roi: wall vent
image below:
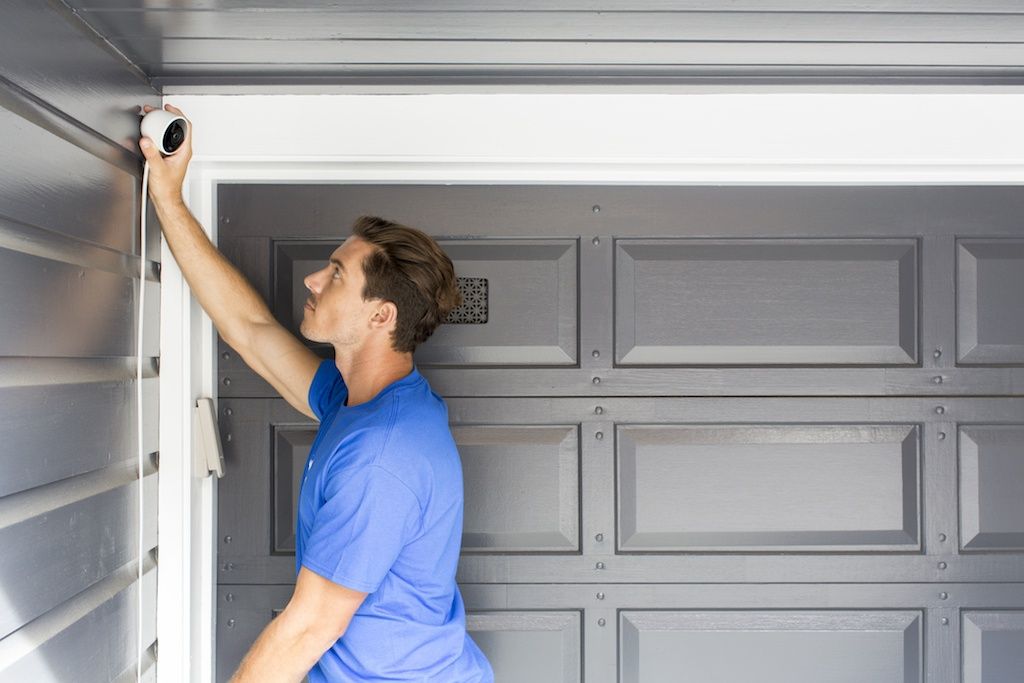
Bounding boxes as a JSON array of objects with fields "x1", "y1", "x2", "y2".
[{"x1": 445, "y1": 276, "x2": 488, "y2": 324}]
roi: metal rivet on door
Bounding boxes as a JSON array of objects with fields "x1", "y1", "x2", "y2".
[
  {"x1": 935, "y1": 406, "x2": 945, "y2": 414},
  {"x1": 592, "y1": 377, "x2": 601, "y2": 385},
  {"x1": 595, "y1": 431, "x2": 603, "y2": 440},
  {"x1": 594, "y1": 406, "x2": 603, "y2": 415},
  {"x1": 598, "y1": 618, "x2": 606, "y2": 627},
  {"x1": 595, "y1": 533, "x2": 604, "y2": 542}
]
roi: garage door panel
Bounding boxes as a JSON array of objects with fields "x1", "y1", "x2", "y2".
[
  {"x1": 617, "y1": 424, "x2": 920, "y2": 552},
  {"x1": 215, "y1": 585, "x2": 579, "y2": 683},
  {"x1": 217, "y1": 400, "x2": 305, "y2": 568},
  {"x1": 615, "y1": 238, "x2": 918, "y2": 366},
  {"x1": 273, "y1": 426, "x2": 315, "y2": 554},
  {"x1": 219, "y1": 399, "x2": 583, "y2": 579},
  {"x1": 619, "y1": 610, "x2": 922, "y2": 683},
  {"x1": 215, "y1": 183, "x2": 1024, "y2": 682},
  {"x1": 457, "y1": 424, "x2": 581, "y2": 553},
  {"x1": 962, "y1": 611, "x2": 1024, "y2": 683},
  {"x1": 467, "y1": 611, "x2": 581, "y2": 683},
  {"x1": 416, "y1": 239, "x2": 578, "y2": 366},
  {"x1": 271, "y1": 238, "x2": 578, "y2": 367},
  {"x1": 957, "y1": 239, "x2": 1024, "y2": 365},
  {"x1": 959, "y1": 424, "x2": 1024, "y2": 551}
]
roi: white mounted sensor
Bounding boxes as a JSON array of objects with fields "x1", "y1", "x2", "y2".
[
  {"x1": 194, "y1": 398, "x2": 225, "y2": 478},
  {"x1": 140, "y1": 108, "x2": 188, "y2": 155}
]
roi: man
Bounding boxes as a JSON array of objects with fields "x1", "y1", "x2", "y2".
[{"x1": 139, "y1": 104, "x2": 494, "y2": 683}]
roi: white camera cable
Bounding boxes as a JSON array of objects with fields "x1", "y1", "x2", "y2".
[
  {"x1": 136, "y1": 107, "x2": 188, "y2": 681},
  {"x1": 137, "y1": 157, "x2": 151, "y2": 683}
]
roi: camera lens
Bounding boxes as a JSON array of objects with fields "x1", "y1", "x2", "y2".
[{"x1": 163, "y1": 120, "x2": 186, "y2": 152}]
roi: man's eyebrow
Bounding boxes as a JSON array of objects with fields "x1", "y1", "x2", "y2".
[{"x1": 330, "y1": 258, "x2": 345, "y2": 272}]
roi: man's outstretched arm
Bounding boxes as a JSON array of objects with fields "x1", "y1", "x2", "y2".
[
  {"x1": 229, "y1": 566, "x2": 368, "y2": 682},
  {"x1": 139, "y1": 103, "x2": 321, "y2": 418}
]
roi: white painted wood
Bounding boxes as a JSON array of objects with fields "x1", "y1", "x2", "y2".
[
  {"x1": 156, "y1": 163, "x2": 217, "y2": 683},
  {"x1": 165, "y1": 93, "x2": 1024, "y2": 181}
]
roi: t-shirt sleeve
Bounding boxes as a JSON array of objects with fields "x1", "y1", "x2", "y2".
[
  {"x1": 307, "y1": 358, "x2": 348, "y2": 422},
  {"x1": 301, "y1": 463, "x2": 422, "y2": 593}
]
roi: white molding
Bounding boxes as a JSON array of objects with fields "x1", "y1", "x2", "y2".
[
  {"x1": 167, "y1": 93, "x2": 1024, "y2": 179},
  {"x1": 156, "y1": 91, "x2": 1024, "y2": 682},
  {"x1": 156, "y1": 164, "x2": 217, "y2": 683}
]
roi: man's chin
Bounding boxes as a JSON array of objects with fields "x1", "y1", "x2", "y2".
[{"x1": 298, "y1": 323, "x2": 319, "y2": 343}]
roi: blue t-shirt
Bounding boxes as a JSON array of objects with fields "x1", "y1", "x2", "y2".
[{"x1": 298, "y1": 359, "x2": 494, "y2": 683}]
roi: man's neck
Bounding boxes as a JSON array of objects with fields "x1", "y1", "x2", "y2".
[{"x1": 333, "y1": 349, "x2": 414, "y2": 407}]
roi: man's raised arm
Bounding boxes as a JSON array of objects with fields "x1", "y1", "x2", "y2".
[{"x1": 139, "y1": 104, "x2": 320, "y2": 419}]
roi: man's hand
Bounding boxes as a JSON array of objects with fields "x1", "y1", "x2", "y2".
[{"x1": 137, "y1": 103, "x2": 193, "y2": 205}]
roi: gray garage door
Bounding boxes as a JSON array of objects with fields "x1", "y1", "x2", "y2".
[{"x1": 214, "y1": 184, "x2": 1024, "y2": 683}]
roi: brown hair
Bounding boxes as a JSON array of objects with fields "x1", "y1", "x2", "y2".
[{"x1": 351, "y1": 215, "x2": 462, "y2": 354}]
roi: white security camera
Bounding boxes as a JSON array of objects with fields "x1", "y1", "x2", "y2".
[{"x1": 140, "y1": 108, "x2": 188, "y2": 155}]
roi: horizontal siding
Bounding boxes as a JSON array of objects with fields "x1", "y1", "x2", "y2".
[
  {"x1": 75, "y1": 10, "x2": 1024, "y2": 42},
  {"x1": 0, "y1": 0, "x2": 160, "y2": 679},
  {"x1": 0, "y1": 472, "x2": 158, "y2": 640},
  {"x1": 65, "y1": 0, "x2": 1024, "y2": 84},
  {"x1": 0, "y1": 246, "x2": 159, "y2": 357},
  {"x1": 121, "y1": 41, "x2": 1024, "y2": 68},
  {"x1": 0, "y1": 377, "x2": 157, "y2": 498},
  {"x1": 0, "y1": 557, "x2": 157, "y2": 682},
  {"x1": 66, "y1": 1, "x2": 1024, "y2": 13},
  {"x1": 0, "y1": 0, "x2": 156, "y2": 153},
  {"x1": 0, "y1": 105, "x2": 140, "y2": 255}
]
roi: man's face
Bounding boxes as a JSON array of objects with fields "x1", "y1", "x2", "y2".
[{"x1": 300, "y1": 236, "x2": 386, "y2": 347}]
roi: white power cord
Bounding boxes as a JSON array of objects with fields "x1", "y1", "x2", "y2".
[{"x1": 137, "y1": 158, "x2": 150, "y2": 682}]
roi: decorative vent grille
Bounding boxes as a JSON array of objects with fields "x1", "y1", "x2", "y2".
[{"x1": 445, "y1": 276, "x2": 488, "y2": 324}]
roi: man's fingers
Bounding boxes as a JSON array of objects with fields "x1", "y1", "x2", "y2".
[{"x1": 139, "y1": 136, "x2": 162, "y2": 163}]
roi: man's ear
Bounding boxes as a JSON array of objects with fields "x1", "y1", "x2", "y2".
[{"x1": 371, "y1": 301, "x2": 398, "y2": 328}]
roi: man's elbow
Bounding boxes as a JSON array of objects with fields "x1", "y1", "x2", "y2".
[{"x1": 279, "y1": 606, "x2": 351, "y2": 654}]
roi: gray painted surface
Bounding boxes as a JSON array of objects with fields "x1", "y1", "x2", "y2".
[
  {"x1": 215, "y1": 183, "x2": 1024, "y2": 682},
  {"x1": 619, "y1": 611, "x2": 922, "y2": 683},
  {"x1": 61, "y1": 1, "x2": 1024, "y2": 87},
  {"x1": 0, "y1": 0, "x2": 161, "y2": 680}
]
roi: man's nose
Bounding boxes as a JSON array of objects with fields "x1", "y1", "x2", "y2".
[{"x1": 303, "y1": 268, "x2": 323, "y2": 293}]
